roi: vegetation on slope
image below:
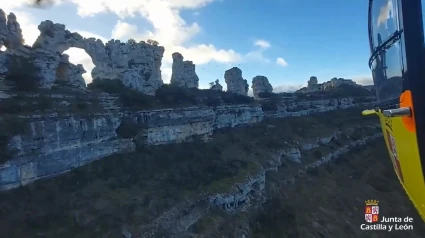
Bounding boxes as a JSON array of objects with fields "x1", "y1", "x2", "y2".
[
  {"x1": 194, "y1": 140, "x2": 425, "y2": 238},
  {"x1": 259, "y1": 84, "x2": 375, "y2": 101},
  {"x1": 88, "y1": 79, "x2": 254, "y2": 110},
  {"x1": 0, "y1": 108, "x2": 378, "y2": 237},
  {"x1": 249, "y1": 139, "x2": 425, "y2": 238}
]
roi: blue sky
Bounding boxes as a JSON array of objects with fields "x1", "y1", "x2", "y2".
[{"x1": 3, "y1": 0, "x2": 374, "y2": 92}]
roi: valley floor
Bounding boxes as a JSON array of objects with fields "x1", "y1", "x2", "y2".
[{"x1": 242, "y1": 139, "x2": 425, "y2": 238}]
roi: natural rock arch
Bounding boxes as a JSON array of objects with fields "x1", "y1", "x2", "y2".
[{"x1": 31, "y1": 20, "x2": 165, "y2": 94}]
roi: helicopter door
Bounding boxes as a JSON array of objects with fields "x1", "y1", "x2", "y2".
[{"x1": 369, "y1": 0, "x2": 425, "y2": 219}]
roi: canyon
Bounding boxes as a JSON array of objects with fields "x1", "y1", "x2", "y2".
[{"x1": 1, "y1": 9, "x2": 422, "y2": 238}]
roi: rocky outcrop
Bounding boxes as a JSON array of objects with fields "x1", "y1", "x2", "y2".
[
  {"x1": 252, "y1": 75, "x2": 273, "y2": 99},
  {"x1": 225, "y1": 67, "x2": 249, "y2": 95},
  {"x1": 32, "y1": 20, "x2": 165, "y2": 94},
  {"x1": 0, "y1": 10, "x2": 165, "y2": 95},
  {"x1": 0, "y1": 97, "x2": 362, "y2": 191},
  {"x1": 0, "y1": 9, "x2": 7, "y2": 48},
  {"x1": 307, "y1": 76, "x2": 318, "y2": 92},
  {"x1": 267, "y1": 97, "x2": 356, "y2": 118},
  {"x1": 170, "y1": 52, "x2": 199, "y2": 88},
  {"x1": 305, "y1": 76, "x2": 358, "y2": 93},
  {"x1": 208, "y1": 131, "x2": 382, "y2": 213},
  {"x1": 210, "y1": 79, "x2": 223, "y2": 91},
  {"x1": 0, "y1": 11, "x2": 23, "y2": 50},
  {"x1": 0, "y1": 104, "x2": 264, "y2": 190},
  {"x1": 55, "y1": 54, "x2": 86, "y2": 88},
  {"x1": 140, "y1": 130, "x2": 383, "y2": 236}
]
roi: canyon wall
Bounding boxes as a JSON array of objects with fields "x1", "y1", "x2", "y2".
[
  {"x1": 0, "y1": 97, "x2": 361, "y2": 191},
  {"x1": 0, "y1": 10, "x2": 378, "y2": 193}
]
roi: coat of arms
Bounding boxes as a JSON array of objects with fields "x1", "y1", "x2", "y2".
[{"x1": 365, "y1": 200, "x2": 379, "y2": 223}]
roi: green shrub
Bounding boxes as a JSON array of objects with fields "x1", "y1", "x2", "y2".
[
  {"x1": 260, "y1": 100, "x2": 278, "y2": 112},
  {"x1": 0, "y1": 95, "x2": 53, "y2": 114},
  {"x1": 0, "y1": 115, "x2": 29, "y2": 163},
  {"x1": 115, "y1": 117, "x2": 146, "y2": 139},
  {"x1": 88, "y1": 79, "x2": 255, "y2": 109},
  {"x1": 5, "y1": 55, "x2": 41, "y2": 92},
  {"x1": 88, "y1": 78, "x2": 154, "y2": 109}
]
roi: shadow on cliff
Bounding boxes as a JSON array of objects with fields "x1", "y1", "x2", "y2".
[
  {"x1": 0, "y1": 108, "x2": 380, "y2": 237},
  {"x1": 243, "y1": 140, "x2": 425, "y2": 238}
]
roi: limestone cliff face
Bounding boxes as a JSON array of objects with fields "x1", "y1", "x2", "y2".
[
  {"x1": 0, "y1": 11, "x2": 165, "y2": 95},
  {"x1": 0, "y1": 10, "x2": 376, "y2": 194},
  {"x1": 252, "y1": 75, "x2": 273, "y2": 99},
  {"x1": 0, "y1": 97, "x2": 359, "y2": 191},
  {"x1": 170, "y1": 52, "x2": 199, "y2": 88},
  {"x1": 225, "y1": 67, "x2": 249, "y2": 95}
]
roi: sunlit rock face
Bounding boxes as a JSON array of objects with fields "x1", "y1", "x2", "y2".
[
  {"x1": 32, "y1": 20, "x2": 164, "y2": 95},
  {"x1": 0, "y1": 10, "x2": 165, "y2": 95},
  {"x1": 252, "y1": 75, "x2": 273, "y2": 99},
  {"x1": 225, "y1": 67, "x2": 249, "y2": 96},
  {"x1": 0, "y1": 9, "x2": 376, "y2": 196},
  {"x1": 170, "y1": 52, "x2": 199, "y2": 88}
]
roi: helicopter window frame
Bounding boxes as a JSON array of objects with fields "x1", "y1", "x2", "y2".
[{"x1": 368, "y1": 29, "x2": 403, "y2": 69}]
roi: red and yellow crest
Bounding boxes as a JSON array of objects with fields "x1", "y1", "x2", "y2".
[{"x1": 365, "y1": 200, "x2": 379, "y2": 223}]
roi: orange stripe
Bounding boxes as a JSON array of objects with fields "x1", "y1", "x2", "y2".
[{"x1": 399, "y1": 90, "x2": 416, "y2": 132}]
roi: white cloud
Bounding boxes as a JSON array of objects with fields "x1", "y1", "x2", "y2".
[
  {"x1": 161, "y1": 67, "x2": 172, "y2": 83},
  {"x1": 5, "y1": 0, "x2": 287, "y2": 84},
  {"x1": 274, "y1": 84, "x2": 304, "y2": 93},
  {"x1": 276, "y1": 57, "x2": 288, "y2": 67},
  {"x1": 110, "y1": 19, "x2": 241, "y2": 82},
  {"x1": 244, "y1": 50, "x2": 270, "y2": 63},
  {"x1": 241, "y1": 39, "x2": 273, "y2": 63},
  {"x1": 377, "y1": 0, "x2": 393, "y2": 27},
  {"x1": 351, "y1": 75, "x2": 374, "y2": 85},
  {"x1": 254, "y1": 39, "x2": 270, "y2": 49}
]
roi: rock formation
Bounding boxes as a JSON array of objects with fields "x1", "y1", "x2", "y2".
[
  {"x1": 56, "y1": 54, "x2": 86, "y2": 88},
  {"x1": 307, "y1": 76, "x2": 319, "y2": 92},
  {"x1": 210, "y1": 79, "x2": 223, "y2": 91},
  {"x1": 306, "y1": 76, "x2": 358, "y2": 93},
  {"x1": 0, "y1": 10, "x2": 23, "y2": 50},
  {"x1": 0, "y1": 10, "x2": 165, "y2": 95},
  {"x1": 0, "y1": 9, "x2": 6, "y2": 48},
  {"x1": 252, "y1": 75, "x2": 273, "y2": 99},
  {"x1": 170, "y1": 52, "x2": 199, "y2": 88},
  {"x1": 224, "y1": 67, "x2": 248, "y2": 96},
  {"x1": 33, "y1": 20, "x2": 164, "y2": 94}
]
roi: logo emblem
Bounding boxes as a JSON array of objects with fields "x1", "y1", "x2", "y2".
[
  {"x1": 365, "y1": 200, "x2": 379, "y2": 223},
  {"x1": 386, "y1": 130, "x2": 404, "y2": 182}
]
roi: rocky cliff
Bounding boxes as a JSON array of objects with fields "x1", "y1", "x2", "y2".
[
  {"x1": 252, "y1": 76, "x2": 273, "y2": 100},
  {"x1": 0, "y1": 10, "x2": 165, "y2": 95},
  {"x1": 225, "y1": 67, "x2": 249, "y2": 96},
  {"x1": 170, "y1": 52, "x2": 199, "y2": 88},
  {"x1": 0, "y1": 12, "x2": 384, "y2": 238},
  {"x1": 0, "y1": 96, "x2": 363, "y2": 191},
  {"x1": 0, "y1": 107, "x2": 384, "y2": 237}
]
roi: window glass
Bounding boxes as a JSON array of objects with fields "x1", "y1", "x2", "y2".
[
  {"x1": 370, "y1": 0, "x2": 400, "y2": 50},
  {"x1": 369, "y1": 0, "x2": 403, "y2": 103}
]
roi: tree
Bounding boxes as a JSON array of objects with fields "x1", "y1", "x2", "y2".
[
  {"x1": 127, "y1": 38, "x2": 136, "y2": 45},
  {"x1": 209, "y1": 82, "x2": 215, "y2": 88},
  {"x1": 147, "y1": 39, "x2": 159, "y2": 46}
]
